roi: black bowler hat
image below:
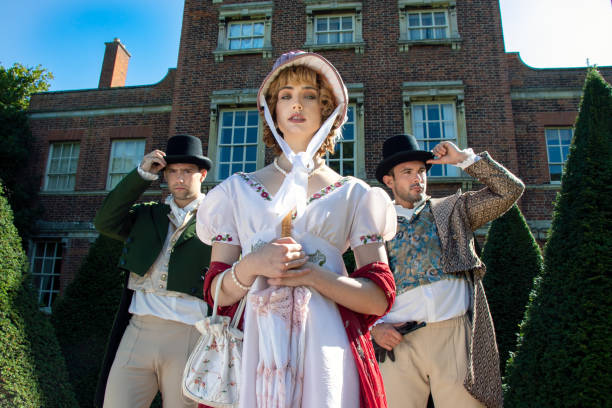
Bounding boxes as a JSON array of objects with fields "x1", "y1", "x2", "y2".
[
  {"x1": 165, "y1": 135, "x2": 212, "y2": 170},
  {"x1": 375, "y1": 134, "x2": 434, "y2": 183}
]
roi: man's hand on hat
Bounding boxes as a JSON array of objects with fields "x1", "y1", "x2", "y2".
[
  {"x1": 140, "y1": 150, "x2": 167, "y2": 174},
  {"x1": 427, "y1": 141, "x2": 469, "y2": 165}
]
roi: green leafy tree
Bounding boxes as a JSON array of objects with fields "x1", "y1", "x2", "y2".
[
  {"x1": 482, "y1": 204, "x2": 543, "y2": 376},
  {"x1": 0, "y1": 63, "x2": 53, "y2": 110},
  {"x1": 504, "y1": 69, "x2": 612, "y2": 407},
  {"x1": 51, "y1": 235, "x2": 125, "y2": 407},
  {"x1": 0, "y1": 63, "x2": 53, "y2": 240},
  {"x1": 0, "y1": 182, "x2": 78, "y2": 407}
]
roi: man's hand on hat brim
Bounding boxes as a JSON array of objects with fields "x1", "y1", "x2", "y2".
[{"x1": 141, "y1": 150, "x2": 167, "y2": 174}]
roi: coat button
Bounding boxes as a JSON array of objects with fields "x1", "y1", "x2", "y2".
[
  {"x1": 122, "y1": 247, "x2": 128, "y2": 254},
  {"x1": 127, "y1": 237, "x2": 133, "y2": 243},
  {"x1": 120, "y1": 259, "x2": 126, "y2": 265},
  {"x1": 161, "y1": 274, "x2": 167, "y2": 281},
  {"x1": 191, "y1": 287, "x2": 197, "y2": 294}
]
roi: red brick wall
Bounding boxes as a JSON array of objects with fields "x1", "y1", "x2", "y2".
[
  {"x1": 26, "y1": 1, "x2": 612, "y2": 292},
  {"x1": 507, "y1": 53, "x2": 612, "y2": 89},
  {"x1": 505, "y1": 53, "x2": 612, "y2": 221},
  {"x1": 171, "y1": 0, "x2": 519, "y2": 177},
  {"x1": 30, "y1": 116, "x2": 169, "y2": 200},
  {"x1": 59, "y1": 238, "x2": 93, "y2": 294},
  {"x1": 30, "y1": 69, "x2": 175, "y2": 112}
]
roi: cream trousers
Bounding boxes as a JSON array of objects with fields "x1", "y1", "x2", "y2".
[
  {"x1": 379, "y1": 314, "x2": 485, "y2": 408},
  {"x1": 103, "y1": 314, "x2": 200, "y2": 408}
]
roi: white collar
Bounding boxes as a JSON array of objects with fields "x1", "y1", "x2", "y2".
[
  {"x1": 165, "y1": 193, "x2": 204, "y2": 225},
  {"x1": 393, "y1": 197, "x2": 428, "y2": 219}
]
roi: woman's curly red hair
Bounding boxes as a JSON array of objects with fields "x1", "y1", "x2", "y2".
[{"x1": 261, "y1": 65, "x2": 343, "y2": 157}]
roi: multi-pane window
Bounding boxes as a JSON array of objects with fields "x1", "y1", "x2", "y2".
[
  {"x1": 326, "y1": 105, "x2": 356, "y2": 176},
  {"x1": 107, "y1": 139, "x2": 146, "y2": 190},
  {"x1": 228, "y1": 21, "x2": 264, "y2": 50},
  {"x1": 217, "y1": 109, "x2": 259, "y2": 180},
  {"x1": 29, "y1": 241, "x2": 62, "y2": 312},
  {"x1": 545, "y1": 128, "x2": 573, "y2": 183},
  {"x1": 315, "y1": 15, "x2": 354, "y2": 44},
  {"x1": 407, "y1": 11, "x2": 448, "y2": 40},
  {"x1": 412, "y1": 103, "x2": 458, "y2": 177},
  {"x1": 44, "y1": 142, "x2": 80, "y2": 191}
]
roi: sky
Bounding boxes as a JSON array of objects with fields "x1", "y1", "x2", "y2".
[{"x1": 1, "y1": 0, "x2": 610, "y2": 92}]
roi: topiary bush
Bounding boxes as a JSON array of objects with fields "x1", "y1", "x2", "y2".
[
  {"x1": 51, "y1": 234, "x2": 124, "y2": 407},
  {"x1": 504, "y1": 69, "x2": 612, "y2": 407},
  {"x1": 482, "y1": 204, "x2": 543, "y2": 377},
  {"x1": 0, "y1": 182, "x2": 78, "y2": 407}
]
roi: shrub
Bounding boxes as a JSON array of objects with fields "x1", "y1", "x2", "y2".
[
  {"x1": 482, "y1": 204, "x2": 543, "y2": 376},
  {"x1": 51, "y1": 235, "x2": 124, "y2": 407},
  {"x1": 504, "y1": 69, "x2": 612, "y2": 407},
  {"x1": 0, "y1": 182, "x2": 78, "y2": 407}
]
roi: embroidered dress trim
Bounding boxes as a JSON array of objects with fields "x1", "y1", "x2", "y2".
[
  {"x1": 237, "y1": 172, "x2": 350, "y2": 205},
  {"x1": 212, "y1": 233, "x2": 234, "y2": 243},
  {"x1": 359, "y1": 234, "x2": 383, "y2": 244},
  {"x1": 307, "y1": 177, "x2": 350, "y2": 204},
  {"x1": 238, "y1": 172, "x2": 272, "y2": 201}
]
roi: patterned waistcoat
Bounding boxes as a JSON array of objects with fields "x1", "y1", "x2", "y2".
[{"x1": 386, "y1": 201, "x2": 462, "y2": 295}]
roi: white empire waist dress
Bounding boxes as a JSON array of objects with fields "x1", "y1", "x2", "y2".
[{"x1": 196, "y1": 172, "x2": 396, "y2": 408}]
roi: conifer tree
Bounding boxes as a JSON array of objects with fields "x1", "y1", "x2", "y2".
[
  {"x1": 504, "y1": 69, "x2": 612, "y2": 407},
  {"x1": 51, "y1": 235, "x2": 124, "y2": 407},
  {"x1": 0, "y1": 182, "x2": 78, "y2": 407},
  {"x1": 482, "y1": 204, "x2": 543, "y2": 376}
]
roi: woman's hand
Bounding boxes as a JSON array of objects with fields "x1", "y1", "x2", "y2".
[
  {"x1": 266, "y1": 261, "x2": 320, "y2": 287},
  {"x1": 238, "y1": 237, "x2": 309, "y2": 284}
]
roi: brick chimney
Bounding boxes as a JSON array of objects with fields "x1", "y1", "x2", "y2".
[{"x1": 98, "y1": 38, "x2": 131, "y2": 88}]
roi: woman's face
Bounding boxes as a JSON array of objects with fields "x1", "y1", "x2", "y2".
[{"x1": 275, "y1": 79, "x2": 323, "y2": 151}]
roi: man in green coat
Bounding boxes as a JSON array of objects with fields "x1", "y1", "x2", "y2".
[{"x1": 94, "y1": 135, "x2": 212, "y2": 408}]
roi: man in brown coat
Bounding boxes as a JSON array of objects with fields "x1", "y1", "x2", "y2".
[{"x1": 372, "y1": 134, "x2": 524, "y2": 408}]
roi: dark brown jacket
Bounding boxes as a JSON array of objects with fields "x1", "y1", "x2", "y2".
[{"x1": 430, "y1": 152, "x2": 524, "y2": 408}]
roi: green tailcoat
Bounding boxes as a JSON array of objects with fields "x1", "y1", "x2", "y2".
[
  {"x1": 93, "y1": 169, "x2": 211, "y2": 407},
  {"x1": 94, "y1": 169, "x2": 211, "y2": 298}
]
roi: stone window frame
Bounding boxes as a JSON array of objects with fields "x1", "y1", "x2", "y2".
[
  {"x1": 44, "y1": 141, "x2": 80, "y2": 192},
  {"x1": 216, "y1": 109, "x2": 260, "y2": 180},
  {"x1": 325, "y1": 103, "x2": 358, "y2": 176},
  {"x1": 213, "y1": 2, "x2": 274, "y2": 62},
  {"x1": 227, "y1": 21, "x2": 266, "y2": 50},
  {"x1": 303, "y1": 1, "x2": 365, "y2": 54},
  {"x1": 544, "y1": 127, "x2": 573, "y2": 184},
  {"x1": 325, "y1": 84, "x2": 365, "y2": 178},
  {"x1": 325, "y1": 85, "x2": 364, "y2": 178},
  {"x1": 398, "y1": 0, "x2": 461, "y2": 52},
  {"x1": 402, "y1": 80, "x2": 468, "y2": 182},
  {"x1": 29, "y1": 240, "x2": 63, "y2": 313},
  {"x1": 207, "y1": 89, "x2": 266, "y2": 181},
  {"x1": 106, "y1": 139, "x2": 146, "y2": 190}
]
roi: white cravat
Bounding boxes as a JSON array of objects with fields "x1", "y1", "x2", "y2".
[{"x1": 262, "y1": 99, "x2": 341, "y2": 221}]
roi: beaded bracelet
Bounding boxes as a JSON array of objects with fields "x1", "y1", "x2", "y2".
[{"x1": 230, "y1": 261, "x2": 251, "y2": 291}]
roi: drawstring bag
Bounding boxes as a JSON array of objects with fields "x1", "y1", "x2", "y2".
[{"x1": 182, "y1": 269, "x2": 246, "y2": 407}]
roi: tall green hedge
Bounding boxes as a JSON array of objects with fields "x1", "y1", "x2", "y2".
[
  {"x1": 1, "y1": 63, "x2": 51, "y2": 241},
  {"x1": 482, "y1": 204, "x2": 543, "y2": 376},
  {"x1": 0, "y1": 182, "x2": 78, "y2": 407},
  {"x1": 51, "y1": 235, "x2": 124, "y2": 407},
  {"x1": 504, "y1": 69, "x2": 612, "y2": 407}
]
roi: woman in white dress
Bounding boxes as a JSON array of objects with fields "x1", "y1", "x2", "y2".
[{"x1": 196, "y1": 50, "x2": 397, "y2": 408}]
